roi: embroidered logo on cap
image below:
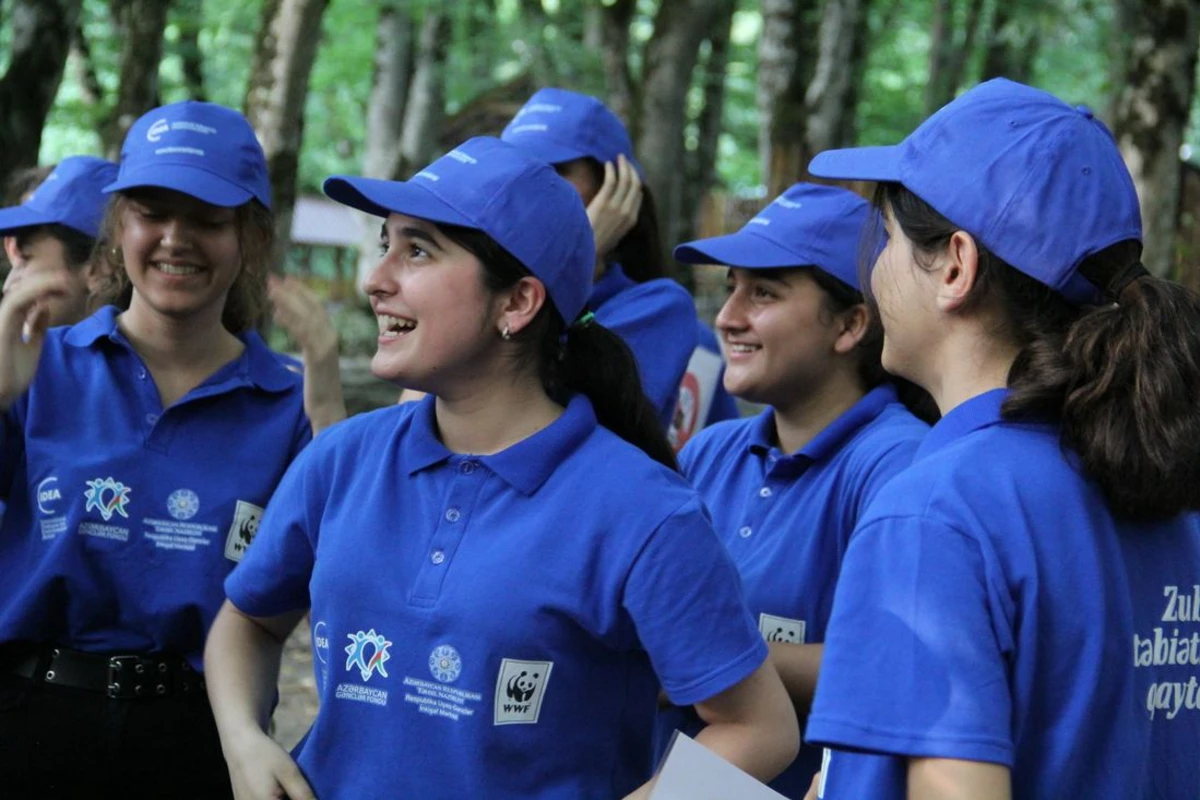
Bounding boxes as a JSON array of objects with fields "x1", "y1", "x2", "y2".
[{"x1": 147, "y1": 119, "x2": 170, "y2": 142}]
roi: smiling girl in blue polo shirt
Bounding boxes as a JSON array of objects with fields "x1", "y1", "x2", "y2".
[
  {"x1": 205, "y1": 136, "x2": 799, "y2": 800},
  {"x1": 501, "y1": 88, "x2": 738, "y2": 439},
  {"x1": 656, "y1": 183, "x2": 929, "y2": 798},
  {"x1": 0, "y1": 102, "x2": 342, "y2": 798},
  {"x1": 800, "y1": 78, "x2": 1200, "y2": 799}
]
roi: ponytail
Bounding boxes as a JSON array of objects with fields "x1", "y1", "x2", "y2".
[
  {"x1": 438, "y1": 222, "x2": 678, "y2": 471},
  {"x1": 883, "y1": 182, "x2": 1200, "y2": 520}
]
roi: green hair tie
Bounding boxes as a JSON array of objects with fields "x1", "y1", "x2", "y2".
[{"x1": 572, "y1": 311, "x2": 596, "y2": 329}]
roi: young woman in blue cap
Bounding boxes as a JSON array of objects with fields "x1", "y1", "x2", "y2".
[
  {"x1": 799, "y1": 78, "x2": 1200, "y2": 799},
  {"x1": 656, "y1": 183, "x2": 929, "y2": 799},
  {"x1": 204, "y1": 136, "x2": 799, "y2": 800},
  {"x1": 501, "y1": 87, "x2": 738, "y2": 438},
  {"x1": 0, "y1": 101, "x2": 342, "y2": 797},
  {"x1": 0, "y1": 156, "x2": 119, "y2": 329}
]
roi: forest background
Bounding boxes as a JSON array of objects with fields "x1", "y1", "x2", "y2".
[{"x1": 2, "y1": 0, "x2": 1199, "y2": 370}]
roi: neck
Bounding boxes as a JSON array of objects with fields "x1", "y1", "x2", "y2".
[
  {"x1": 118, "y1": 294, "x2": 241, "y2": 370},
  {"x1": 922, "y1": 324, "x2": 1019, "y2": 416},
  {"x1": 434, "y1": 372, "x2": 563, "y2": 455},
  {"x1": 770, "y1": 366, "x2": 865, "y2": 455}
]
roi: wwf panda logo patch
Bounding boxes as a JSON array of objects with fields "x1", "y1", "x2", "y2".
[
  {"x1": 223, "y1": 500, "x2": 264, "y2": 563},
  {"x1": 494, "y1": 658, "x2": 553, "y2": 725}
]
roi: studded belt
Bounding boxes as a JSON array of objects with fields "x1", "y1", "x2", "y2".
[{"x1": 0, "y1": 642, "x2": 205, "y2": 700}]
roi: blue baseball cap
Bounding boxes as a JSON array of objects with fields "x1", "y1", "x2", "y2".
[
  {"x1": 0, "y1": 156, "x2": 118, "y2": 239},
  {"x1": 501, "y1": 88, "x2": 643, "y2": 175},
  {"x1": 104, "y1": 101, "x2": 271, "y2": 209},
  {"x1": 324, "y1": 136, "x2": 595, "y2": 323},
  {"x1": 673, "y1": 183, "x2": 870, "y2": 291},
  {"x1": 808, "y1": 78, "x2": 1141, "y2": 305}
]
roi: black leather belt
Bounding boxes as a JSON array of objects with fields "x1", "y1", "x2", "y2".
[{"x1": 0, "y1": 642, "x2": 205, "y2": 700}]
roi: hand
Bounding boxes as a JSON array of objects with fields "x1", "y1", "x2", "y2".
[
  {"x1": 268, "y1": 275, "x2": 346, "y2": 434},
  {"x1": 0, "y1": 269, "x2": 69, "y2": 410},
  {"x1": 803, "y1": 770, "x2": 822, "y2": 800},
  {"x1": 586, "y1": 154, "x2": 643, "y2": 262},
  {"x1": 268, "y1": 275, "x2": 337, "y2": 362},
  {"x1": 225, "y1": 728, "x2": 316, "y2": 800}
]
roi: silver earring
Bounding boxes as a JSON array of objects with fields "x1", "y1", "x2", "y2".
[{"x1": 501, "y1": 324, "x2": 512, "y2": 340}]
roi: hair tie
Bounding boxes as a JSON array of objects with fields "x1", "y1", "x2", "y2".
[
  {"x1": 572, "y1": 311, "x2": 596, "y2": 329},
  {"x1": 1108, "y1": 261, "x2": 1150, "y2": 302}
]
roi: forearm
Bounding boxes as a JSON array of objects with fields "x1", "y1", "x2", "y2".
[
  {"x1": 692, "y1": 662, "x2": 800, "y2": 783},
  {"x1": 205, "y1": 602, "x2": 299, "y2": 742},
  {"x1": 907, "y1": 758, "x2": 1012, "y2": 800},
  {"x1": 302, "y1": 345, "x2": 346, "y2": 435},
  {"x1": 768, "y1": 641, "x2": 823, "y2": 716}
]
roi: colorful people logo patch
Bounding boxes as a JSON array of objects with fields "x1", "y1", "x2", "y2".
[
  {"x1": 345, "y1": 629, "x2": 392, "y2": 682},
  {"x1": 83, "y1": 477, "x2": 132, "y2": 522}
]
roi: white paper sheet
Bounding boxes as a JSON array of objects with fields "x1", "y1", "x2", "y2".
[{"x1": 649, "y1": 731, "x2": 790, "y2": 800}]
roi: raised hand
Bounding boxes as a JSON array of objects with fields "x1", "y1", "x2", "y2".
[
  {"x1": 586, "y1": 154, "x2": 643, "y2": 263},
  {"x1": 0, "y1": 269, "x2": 70, "y2": 410}
]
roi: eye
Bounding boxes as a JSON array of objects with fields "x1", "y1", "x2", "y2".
[
  {"x1": 407, "y1": 242, "x2": 430, "y2": 261},
  {"x1": 378, "y1": 239, "x2": 390, "y2": 256},
  {"x1": 752, "y1": 284, "x2": 777, "y2": 300}
]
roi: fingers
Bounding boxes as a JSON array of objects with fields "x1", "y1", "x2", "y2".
[
  {"x1": 0, "y1": 269, "x2": 70, "y2": 343},
  {"x1": 588, "y1": 160, "x2": 618, "y2": 212},
  {"x1": 275, "y1": 761, "x2": 317, "y2": 800}
]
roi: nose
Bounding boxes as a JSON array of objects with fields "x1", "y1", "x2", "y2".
[
  {"x1": 362, "y1": 254, "x2": 396, "y2": 298},
  {"x1": 159, "y1": 217, "x2": 190, "y2": 250},
  {"x1": 715, "y1": 290, "x2": 745, "y2": 335}
]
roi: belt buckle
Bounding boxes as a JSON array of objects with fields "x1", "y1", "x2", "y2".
[{"x1": 106, "y1": 655, "x2": 142, "y2": 699}]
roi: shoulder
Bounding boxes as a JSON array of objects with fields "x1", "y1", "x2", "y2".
[
  {"x1": 679, "y1": 415, "x2": 755, "y2": 474},
  {"x1": 571, "y1": 423, "x2": 700, "y2": 510}
]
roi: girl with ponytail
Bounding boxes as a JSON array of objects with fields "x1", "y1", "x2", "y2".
[
  {"x1": 204, "y1": 137, "x2": 798, "y2": 800},
  {"x1": 801, "y1": 79, "x2": 1200, "y2": 800}
]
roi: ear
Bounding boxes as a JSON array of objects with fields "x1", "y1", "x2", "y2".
[
  {"x1": 2, "y1": 236, "x2": 20, "y2": 265},
  {"x1": 935, "y1": 230, "x2": 980, "y2": 313},
  {"x1": 81, "y1": 256, "x2": 112, "y2": 294},
  {"x1": 832, "y1": 303, "x2": 871, "y2": 355},
  {"x1": 497, "y1": 276, "x2": 548, "y2": 337}
]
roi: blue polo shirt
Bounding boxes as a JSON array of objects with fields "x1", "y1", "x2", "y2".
[
  {"x1": 590, "y1": 265, "x2": 699, "y2": 428},
  {"x1": 657, "y1": 384, "x2": 926, "y2": 797},
  {"x1": 226, "y1": 394, "x2": 767, "y2": 799},
  {"x1": 808, "y1": 389, "x2": 1166, "y2": 798},
  {"x1": 0, "y1": 306, "x2": 310, "y2": 669}
]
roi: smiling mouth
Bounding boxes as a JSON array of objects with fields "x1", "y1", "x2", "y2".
[
  {"x1": 726, "y1": 343, "x2": 760, "y2": 354},
  {"x1": 377, "y1": 313, "x2": 417, "y2": 340},
  {"x1": 152, "y1": 262, "x2": 203, "y2": 276}
]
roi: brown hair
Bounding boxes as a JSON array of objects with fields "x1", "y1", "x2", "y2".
[
  {"x1": 881, "y1": 182, "x2": 1200, "y2": 520},
  {"x1": 574, "y1": 157, "x2": 665, "y2": 283},
  {"x1": 92, "y1": 194, "x2": 274, "y2": 333},
  {"x1": 4, "y1": 164, "x2": 56, "y2": 206}
]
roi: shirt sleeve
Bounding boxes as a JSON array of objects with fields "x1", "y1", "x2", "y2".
[
  {"x1": 224, "y1": 439, "x2": 326, "y2": 617},
  {"x1": 623, "y1": 496, "x2": 767, "y2": 707},
  {"x1": 806, "y1": 515, "x2": 1015, "y2": 766},
  {"x1": 594, "y1": 281, "x2": 699, "y2": 427}
]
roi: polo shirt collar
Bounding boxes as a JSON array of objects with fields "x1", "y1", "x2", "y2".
[
  {"x1": 749, "y1": 383, "x2": 900, "y2": 463},
  {"x1": 915, "y1": 388, "x2": 1008, "y2": 461},
  {"x1": 405, "y1": 393, "x2": 598, "y2": 495},
  {"x1": 64, "y1": 305, "x2": 297, "y2": 393}
]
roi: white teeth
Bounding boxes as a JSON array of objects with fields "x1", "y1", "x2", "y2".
[
  {"x1": 377, "y1": 314, "x2": 417, "y2": 336},
  {"x1": 155, "y1": 262, "x2": 201, "y2": 276},
  {"x1": 728, "y1": 344, "x2": 759, "y2": 353}
]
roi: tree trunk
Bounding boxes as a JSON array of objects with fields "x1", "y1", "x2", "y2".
[
  {"x1": 357, "y1": 2, "x2": 416, "y2": 292},
  {"x1": 0, "y1": 0, "x2": 82, "y2": 189},
  {"x1": 596, "y1": 0, "x2": 638, "y2": 134},
  {"x1": 680, "y1": 2, "x2": 736, "y2": 252},
  {"x1": 925, "y1": 0, "x2": 986, "y2": 114},
  {"x1": 1111, "y1": 0, "x2": 1200, "y2": 277},
  {"x1": 103, "y1": 0, "x2": 171, "y2": 159},
  {"x1": 244, "y1": 0, "x2": 331, "y2": 268},
  {"x1": 174, "y1": 0, "x2": 207, "y2": 100},
  {"x1": 805, "y1": 0, "x2": 867, "y2": 156},
  {"x1": 71, "y1": 19, "x2": 105, "y2": 107},
  {"x1": 837, "y1": 0, "x2": 874, "y2": 148},
  {"x1": 981, "y1": 1, "x2": 1040, "y2": 83},
  {"x1": 637, "y1": 0, "x2": 737, "y2": 271},
  {"x1": 396, "y1": 11, "x2": 450, "y2": 178},
  {"x1": 759, "y1": 0, "x2": 822, "y2": 199}
]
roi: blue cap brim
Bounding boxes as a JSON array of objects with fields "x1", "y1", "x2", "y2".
[
  {"x1": 808, "y1": 145, "x2": 903, "y2": 182},
  {"x1": 0, "y1": 205, "x2": 54, "y2": 237},
  {"x1": 104, "y1": 166, "x2": 255, "y2": 208},
  {"x1": 674, "y1": 230, "x2": 816, "y2": 269},
  {"x1": 323, "y1": 176, "x2": 476, "y2": 229}
]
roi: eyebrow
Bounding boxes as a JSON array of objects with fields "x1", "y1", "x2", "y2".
[{"x1": 728, "y1": 267, "x2": 792, "y2": 285}]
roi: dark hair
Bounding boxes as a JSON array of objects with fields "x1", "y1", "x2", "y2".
[
  {"x1": 880, "y1": 182, "x2": 1200, "y2": 520},
  {"x1": 13, "y1": 224, "x2": 96, "y2": 269},
  {"x1": 574, "y1": 158, "x2": 665, "y2": 283},
  {"x1": 92, "y1": 194, "x2": 274, "y2": 333},
  {"x1": 436, "y1": 223, "x2": 678, "y2": 470},
  {"x1": 4, "y1": 164, "x2": 55, "y2": 206}
]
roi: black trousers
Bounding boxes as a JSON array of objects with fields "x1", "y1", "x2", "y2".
[{"x1": 0, "y1": 670, "x2": 234, "y2": 799}]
